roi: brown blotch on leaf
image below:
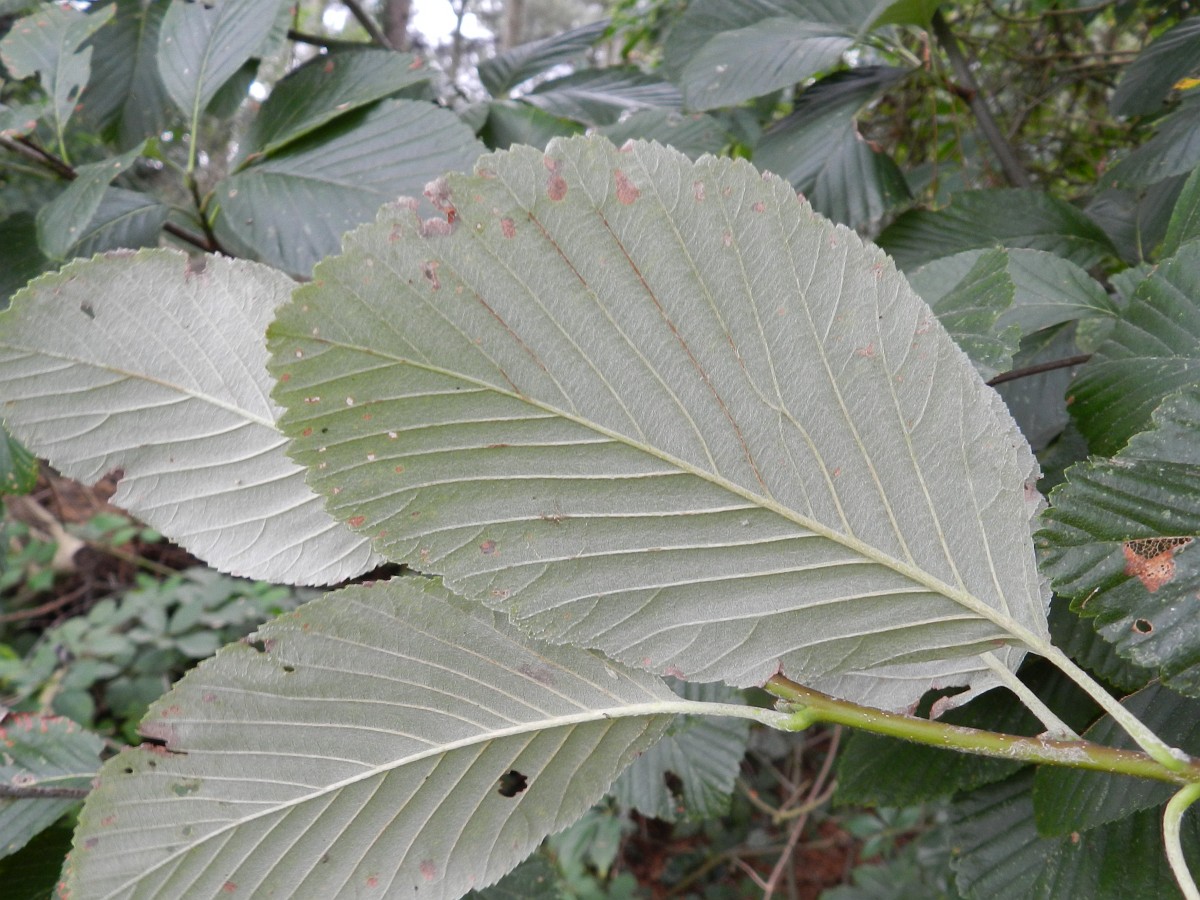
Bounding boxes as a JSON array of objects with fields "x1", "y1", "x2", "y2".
[
  {"x1": 752, "y1": 200, "x2": 766, "y2": 213},
  {"x1": 1123, "y1": 537, "x2": 1192, "y2": 593},
  {"x1": 419, "y1": 217, "x2": 453, "y2": 238},
  {"x1": 547, "y1": 174, "x2": 568, "y2": 201},
  {"x1": 420, "y1": 260, "x2": 440, "y2": 290},
  {"x1": 480, "y1": 539, "x2": 498, "y2": 555},
  {"x1": 500, "y1": 217, "x2": 516, "y2": 238},
  {"x1": 419, "y1": 860, "x2": 438, "y2": 882},
  {"x1": 693, "y1": 180, "x2": 706, "y2": 201},
  {"x1": 348, "y1": 516, "x2": 366, "y2": 528},
  {"x1": 518, "y1": 662, "x2": 557, "y2": 686},
  {"x1": 615, "y1": 169, "x2": 641, "y2": 205}
]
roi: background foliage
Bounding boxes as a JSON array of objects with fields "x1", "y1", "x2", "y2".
[{"x1": 2, "y1": 0, "x2": 1200, "y2": 897}]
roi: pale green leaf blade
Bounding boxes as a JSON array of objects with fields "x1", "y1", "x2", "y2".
[
  {"x1": 1067, "y1": 241, "x2": 1200, "y2": 455},
  {"x1": 213, "y1": 99, "x2": 485, "y2": 276},
  {"x1": 610, "y1": 681, "x2": 749, "y2": 822},
  {"x1": 63, "y1": 578, "x2": 676, "y2": 898},
  {"x1": 35, "y1": 141, "x2": 145, "y2": 260},
  {"x1": 1038, "y1": 388, "x2": 1200, "y2": 694},
  {"x1": 0, "y1": 714, "x2": 102, "y2": 860},
  {"x1": 156, "y1": 0, "x2": 281, "y2": 120},
  {"x1": 662, "y1": 0, "x2": 889, "y2": 110},
  {"x1": 523, "y1": 68, "x2": 682, "y2": 127},
  {"x1": 78, "y1": 0, "x2": 172, "y2": 150},
  {"x1": 70, "y1": 186, "x2": 170, "y2": 256},
  {"x1": 0, "y1": 249, "x2": 379, "y2": 585},
  {"x1": 754, "y1": 67, "x2": 912, "y2": 230},
  {"x1": 1163, "y1": 164, "x2": 1200, "y2": 259},
  {"x1": 598, "y1": 110, "x2": 729, "y2": 160},
  {"x1": 0, "y1": 3, "x2": 113, "y2": 138},
  {"x1": 242, "y1": 48, "x2": 432, "y2": 159},
  {"x1": 269, "y1": 136, "x2": 1048, "y2": 709},
  {"x1": 878, "y1": 190, "x2": 1118, "y2": 272},
  {"x1": 478, "y1": 18, "x2": 609, "y2": 96}
]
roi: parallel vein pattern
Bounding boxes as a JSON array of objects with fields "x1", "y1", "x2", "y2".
[
  {"x1": 269, "y1": 137, "x2": 1048, "y2": 707},
  {"x1": 0, "y1": 250, "x2": 378, "y2": 585},
  {"x1": 63, "y1": 579, "x2": 674, "y2": 898}
]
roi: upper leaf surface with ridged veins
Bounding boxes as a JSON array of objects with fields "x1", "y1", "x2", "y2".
[
  {"x1": 63, "y1": 577, "x2": 676, "y2": 899},
  {"x1": 0, "y1": 249, "x2": 379, "y2": 586},
  {"x1": 269, "y1": 137, "x2": 1048, "y2": 709}
]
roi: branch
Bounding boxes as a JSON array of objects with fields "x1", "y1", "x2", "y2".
[
  {"x1": 0, "y1": 782, "x2": 91, "y2": 800},
  {"x1": 341, "y1": 0, "x2": 395, "y2": 50},
  {"x1": 764, "y1": 674, "x2": 1200, "y2": 785},
  {"x1": 286, "y1": 28, "x2": 373, "y2": 51},
  {"x1": 0, "y1": 134, "x2": 220, "y2": 255},
  {"x1": 931, "y1": 9, "x2": 1033, "y2": 188},
  {"x1": 987, "y1": 354, "x2": 1092, "y2": 386}
]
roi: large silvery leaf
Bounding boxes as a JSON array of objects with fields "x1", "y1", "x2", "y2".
[
  {"x1": 478, "y1": 18, "x2": 609, "y2": 97},
  {"x1": 523, "y1": 69, "x2": 683, "y2": 127},
  {"x1": 0, "y1": 249, "x2": 378, "y2": 585},
  {"x1": 213, "y1": 99, "x2": 485, "y2": 277},
  {"x1": 268, "y1": 136, "x2": 1048, "y2": 710},
  {"x1": 1038, "y1": 388, "x2": 1200, "y2": 694},
  {"x1": 62, "y1": 578, "x2": 681, "y2": 898}
]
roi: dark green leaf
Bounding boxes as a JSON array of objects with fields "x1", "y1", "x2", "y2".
[
  {"x1": 0, "y1": 819, "x2": 76, "y2": 900},
  {"x1": 1086, "y1": 174, "x2": 1188, "y2": 265},
  {"x1": 78, "y1": 0, "x2": 172, "y2": 149},
  {"x1": 1033, "y1": 684, "x2": 1199, "y2": 836},
  {"x1": 1104, "y1": 94, "x2": 1200, "y2": 189},
  {"x1": 0, "y1": 423, "x2": 37, "y2": 496},
  {"x1": 212, "y1": 99, "x2": 484, "y2": 276},
  {"x1": 1046, "y1": 595, "x2": 1153, "y2": 693},
  {"x1": 663, "y1": 0, "x2": 888, "y2": 110},
  {"x1": 480, "y1": 100, "x2": 583, "y2": 151},
  {"x1": 35, "y1": 140, "x2": 145, "y2": 260},
  {"x1": 878, "y1": 190, "x2": 1119, "y2": 271},
  {"x1": 994, "y1": 326, "x2": 1082, "y2": 451},
  {"x1": 478, "y1": 18, "x2": 609, "y2": 96},
  {"x1": 0, "y1": 3, "x2": 113, "y2": 140},
  {"x1": 910, "y1": 247, "x2": 1019, "y2": 377},
  {"x1": 1039, "y1": 387, "x2": 1200, "y2": 694},
  {"x1": 0, "y1": 213, "x2": 49, "y2": 305},
  {"x1": 242, "y1": 48, "x2": 431, "y2": 159},
  {"x1": 524, "y1": 68, "x2": 682, "y2": 126},
  {"x1": 949, "y1": 771, "x2": 1048, "y2": 898},
  {"x1": 1111, "y1": 16, "x2": 1200, "y2": 116},
  {"x1": 0, "y1": 714, "x2": 102, "y2": 860},
  {"x1": 467, "y1": 854, "x2": 560, "y2": 899},
  {"x1": 70, "y1": 186, "x2": 170, "y2": 256},
  {"x1": 156, "y1": 0, "x2": 281, "y2": 121},
  {"x1": 754, "y1": 67, "x2": 911, "y2": 230},
  {"x1": 610, "y1": 681, "x2": 749, "y2": 822},
  {"x1": 599, "y1": 110, "x2": 729, "y2": 160},
  {"x1": 1067, "y1": 241, "x2": 1200, "y2": 455},
  {"x1": 874, "y1": 0, "x2": 944, "y2": 27},
  {"x1": 1163, "y1": 164, "x2": 1200, "y2": 258}
]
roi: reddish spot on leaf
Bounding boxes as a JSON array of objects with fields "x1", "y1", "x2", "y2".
[
  {"x1": 279, "y1": 373, "x2": 290, "y2": 382},
  {"x1": 480, "y1": 539, "x2": 498, "y2": 555},
  {"x1": 615, "y1": 169, "x2": 641, "y2": 205},
  {"x1": 366, "y1": 875, "x2": 379, "y2": 888},
  {"x1": 1123, "y1": 537, "x2": 1192, "y2": 593},
  {"x1": 348, "y1": 516, "x2": 366, "y2": 528},
  {"x1": 302, "y1": 427, "x2": 313, "y2": 437},
  {"x1": 100, "y1": 815, "x2": 117, "y2": 827},
  {"x1": 693, "y1": 180, "x2": 706, "y2": 201},
  {"x1": 501, "y1": 217, "x2": 516, "y2": 238},
  {"x1": 547, "y1": 174, "x2": 568, "y2": 201},
  {"x1": 663, "y1": 665, "x2": 685, "y2": 678},
  {"x1": 419, "y1": 860, "x2": 438, "y2": 881},
  {"x1": 85, "y1": 837, "x2": 99, "y2": 849},
  {"x1": 222, "y1": 882, "x2": 237, "y2": 894},
  {"x1": 856, "y1": 343, "x2": 876, "y2": 359},
  {"x1": 753, "y1": 201, "x2": 766, "y2": 213}
]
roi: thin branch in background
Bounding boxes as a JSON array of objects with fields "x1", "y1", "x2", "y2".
[
  {"x1": 0, "y1": 783, "x2": 91, "y2": 800},
  {"x1": 341, "y1": 0, "x2": 395, "y2": 50},
  {"x1": 931, "y1": 9, "x2": 1033, "y2": 188},
  {"x1": 986, "y1": 354, "x2": 1092, "y2": 386},
  {"x1": 285, "y1": 28, "x2": 372, "y2": 50}
]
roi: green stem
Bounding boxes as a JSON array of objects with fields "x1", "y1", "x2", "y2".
[
  {"x1": 981, "y1": 651, "x2": 1078, "y2": 739},
  {"x1": 764, "y1": 675, "x2": 1200, "y2": 785},
  {"x1": 1165, "y1": 783, "x2": 1200, "y2": 900}
]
